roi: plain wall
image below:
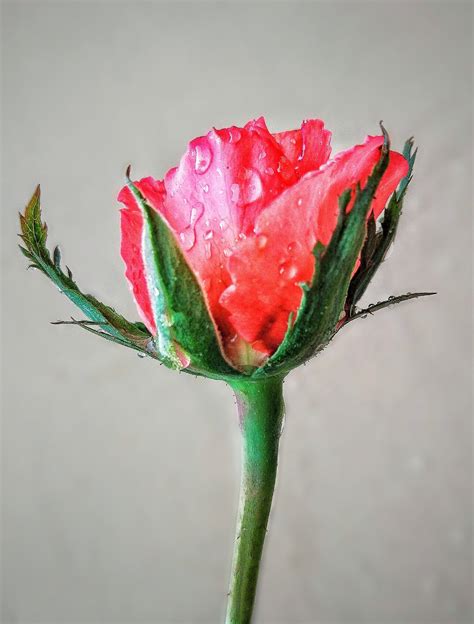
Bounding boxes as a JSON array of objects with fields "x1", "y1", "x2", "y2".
[{"x1": 1, "y1": 1, "x2": 472, "y2": 623}]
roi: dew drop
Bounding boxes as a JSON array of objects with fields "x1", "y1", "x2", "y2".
[
  {"x1": 190, "y1": 202, "x2": 204, "y2": 226},
  {"x1": 257, "y1": 234, "x2": 268, "y2": 249},
  {"x1": 258, "y1": 150, "x2": 266, "y2": 160},
  {"x1": 228, "y1": 127, "x2": 242, "y2": 143},
  {"x1": 290, "y1": 137, "x2": 297, "y2": 145},
  {"x1": 243, "y1": 170, "x2": 262, "y2": 203},
  {"x1": 205, "y1": 242, "x2": 212, "y2": 259},
  {"x1": 279, "y1": 261, "x2": 298, "y2": 280},
  {"x1": 287, "y1": 241, "x2": 302, "y2": 255},
  {"x1": 194, "y1": 142, "x2": 212, "y2": 174},
  {"x1": 204, "y1": 230, "x2": 213, "y2": 240},
  {"x1": 201, "y1": 183, "x2": 209, "y2": 193},
  {"x1": 223, "y1": 248, "x2": 232, "y2": 257},
  {"x1": 297, "y1": 198, "x2": 303, "y2": 206},
  {"x1": 265, "y1": 167, "x2": 275, "y2": 175},
  {"x1": 179, "y1": 228, "x2": 196, "y2": 251},
  {"x1": 231, "y1": 183, "x2": 240, "y2": 203},
  {"x1": 298, "y1": 142, "x2": 306, "y2": 161},
  {"x1": 219, "y1": 219, "x2": 228, "y2": 231}
]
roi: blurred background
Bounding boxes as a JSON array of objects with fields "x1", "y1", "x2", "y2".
[{"x1": 1, "y1": 1, "x2": 472, "y2": 623}]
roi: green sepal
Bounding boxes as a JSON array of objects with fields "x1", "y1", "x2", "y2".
[
  {"x1": 345, "y1": 137, "x2": 417, "y2": 315},
  {"x1": 344, "y1": 291, "x2": 436, "y2": 324},
  {"x1": 254, "y1": 129, "x2": 390, "y2": 378},
  {"x1": 19, "y1": 186, "x2": 156, "y2": 357},
  {"x1": 125, "y1": 175, "x2": 238, "y2": 377}
]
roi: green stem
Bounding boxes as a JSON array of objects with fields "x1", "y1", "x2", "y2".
[{"x1": 225, "y1": 376, "x2": 285, "y2": 624}]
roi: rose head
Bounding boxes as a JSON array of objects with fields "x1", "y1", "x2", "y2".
[
  {"x1": 118, "y1": 117, "x2": 411, "y2": 374},
  {"x1": 20, "y1": 117, "x2": 431, "y2": 381}
]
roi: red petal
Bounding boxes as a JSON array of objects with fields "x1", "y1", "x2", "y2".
[
  {"x1": 120, "y1": 118, "x2": 301, "y2": 350},
  {"x1": 118, "y1": 185, "x2": 157, "y2": 334},
  {"x1": 273, "y1": 119, "x2": 332, "y2": 177},
  {"x1": 220, "y1": 135, "x2": 409, "y2": 352}
]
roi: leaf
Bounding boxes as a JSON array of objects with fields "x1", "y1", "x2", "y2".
[
  {"x1": 125, "y1": 175, "x2": 238, "y2": 377},
  {"x1": 345, "y1": 137, "x2": 417, "y2": 314},
  {"x1": 255, "y1": 126, "x2": 391, "y2": 378},
  {"x1": 19, "y1": 186, "x2": 156, "y2": 357}
]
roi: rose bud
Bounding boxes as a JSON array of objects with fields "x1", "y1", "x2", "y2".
[{"x1": 19, "y1": 118, "x2": 432, "y2": 380}]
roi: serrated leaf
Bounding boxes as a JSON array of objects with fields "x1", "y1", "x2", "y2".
[
  {"x1": 18, "y1": 186, "x2": 155, "y2": 357},
  {"x1": 126, "y1": 176, "x2": 238, "y2": 377},
  {"x1": 255, "y1": 129, "x2": 390, "y2": 378}
]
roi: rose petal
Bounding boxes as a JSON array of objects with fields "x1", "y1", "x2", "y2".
[
  {"x1": 118, "y1": 185, "x2": 157, "y2": 334},
  {"x1": 273, "y1": 119, "x2": 332, "y2": 177},
  {"x1": 120, "y1": 118, "x2": 300, "y2": 348},
  {"x1": 220, "y1": 135, "x2": 409, "y2": 352}
]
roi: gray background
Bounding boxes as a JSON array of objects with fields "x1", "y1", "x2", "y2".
[{"x1": 1, "y1": 1, "x2": 472, "y2": 623}]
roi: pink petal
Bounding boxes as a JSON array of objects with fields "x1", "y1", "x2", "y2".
[
  {"x1": 121, "y1": 118, "x2": 300, "y2": 348},
  {"x1": 220, "y1": 135, "x2": 409, "y2": 352}
]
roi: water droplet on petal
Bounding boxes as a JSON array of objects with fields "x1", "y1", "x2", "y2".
[
  {"x1": 265, "y1": 167, "x2": 274, "y2": 175},
  {"x1": 297, "y1": 198, "x2": 303, "y2": 206},
  {"x1": 286, "y1": 264, "x2": 298, "y2": 279},
  {"x1": 257, "y1": 234, "x2": 268, "y2": 249},
  {"x1": 287, "y1": 241, "x2": 303, "y2": 255},
  {"x1": 205, "y1": 242, "x2": 212, "y2": 259},
  {"x1": 223, "y1": 248, "x2": 232, "y2": 257},
  {"x1": 298, "y1": 142, "x2": 306, "y2": 161},
  {"x1": 190, "y1": 202, "x2": 204, "y2": 226},
  {"x1": 243, "y1": 170, "x2": 262, "y2": 203},
  {"x1": 231, "y1": 183, "x2": 240, "y2": 203},
  {"x1": 290, "y1": 137, "x2": 297, "y2": 145},
  {"x1": 228, "y1": 127, "x2": 242, "y2": 143},
  {"x1": 279, "y1": 261, "x2": 298, "y2": 280},
  {"x1": 219, "y1": 219, "x2": 228, "y2": 231},
  {"x1": 201, "y1": 183, "x2": 209, "y2": 193},
  {"x1": 277, "y1": 157, "x2": 293, "y2": 181},
  {"x1": 194, "y1": 142, "x2": 212, "y2": 174},
  {"x1": 204, "y1": 230, "x2": 213, "y2": 240},
  {"x1": 179, "y1": 228, "x2": 196, "y2": 251},
  {"x1": 258, "y1": 150, "x2": 266, "y2": 160}
]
